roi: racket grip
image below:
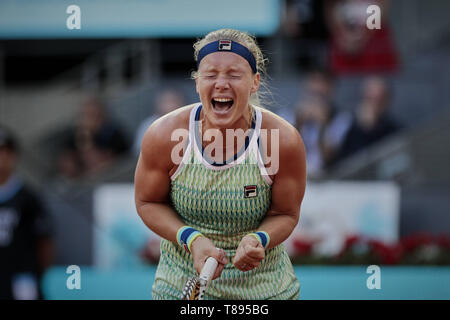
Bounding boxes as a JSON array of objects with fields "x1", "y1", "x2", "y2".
[{"x1": 199, "y1": 257, "x2": 218, "y2": 283}]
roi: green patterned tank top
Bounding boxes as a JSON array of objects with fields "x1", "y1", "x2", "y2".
[{"x1": 152, "y1": 104, "x2": 300, "y2": 300}]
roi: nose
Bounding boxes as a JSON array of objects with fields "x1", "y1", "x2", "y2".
[{"x1": 214, "y1": 75, "x2": 230, "y2": 90}]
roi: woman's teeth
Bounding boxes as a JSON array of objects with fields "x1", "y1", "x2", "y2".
[
  {"x1": 212, "y1": 98, "x2": 234, "y2": 114},
  {"x1": 214, "y1": 98, "x2": 233, "y2": 103}
]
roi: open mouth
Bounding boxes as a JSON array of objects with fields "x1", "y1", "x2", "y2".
[{"x1": 211, "y1": 98, "x2": 234, "y2": 114}]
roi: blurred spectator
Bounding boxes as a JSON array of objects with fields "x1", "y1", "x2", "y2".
[
  {"x1": 133, "y1": 88, "x2": 185, "y2": 155},
  {"x1": 282, "y1": 0, "x2": 329, "y2": 40},
  {"x1": 280, "y1": 0, "x2": 330, "y2": 70},
  {"x1": 295, "y1": 69, "x2": 352, "y2": 178},
  {"x1": 338, "y1": 76, "x2": 400, "y2": 160},
  {"x1": 57, "y1": 96, "x2": 129, "y2": 179},
  {"x1": 324, "y1": 0, "x2": 399, "y2": 74},
  {"x1": 0, "y1": 126, "x2": 53, "y2": 300}
]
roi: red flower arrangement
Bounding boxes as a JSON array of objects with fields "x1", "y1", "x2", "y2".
[{"x1": 290, "y1": 232, "x2": 450, "y2": 265}]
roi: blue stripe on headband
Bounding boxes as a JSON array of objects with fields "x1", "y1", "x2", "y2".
[{"x1": 197, "y1": 40, "x2": 257, "y2": 74}]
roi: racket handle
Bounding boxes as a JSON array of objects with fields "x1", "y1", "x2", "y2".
[{"x1": 199, "y1": 257, "x2": 218, "y2": 283}]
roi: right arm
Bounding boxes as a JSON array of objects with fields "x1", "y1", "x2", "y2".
[
  {"x1": 134, "y1": 118, "x2": 185, "y2": 241},
  {"x1": 134, "y1": 112, "x2": 228, "y2": 277}
]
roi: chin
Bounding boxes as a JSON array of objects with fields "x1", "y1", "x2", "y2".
[{"x1": 208, "y1": 115, "x2": 236, "y2": 129}]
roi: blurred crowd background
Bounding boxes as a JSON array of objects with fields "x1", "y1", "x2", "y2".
[{"x1": 1, "y1": 0, "x2": 450, "y2": 299}]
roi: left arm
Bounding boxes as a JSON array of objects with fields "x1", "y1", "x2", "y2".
[
  {"x1": 233, "y1": 123, "x2": 307, "y2": 271},
  {"x1": 258, "y1": 131, "x2": 306, "y2": 248}
]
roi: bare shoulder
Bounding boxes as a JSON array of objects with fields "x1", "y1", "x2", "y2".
[
  {"x1": 256, "y1": 106, "x2": 306, "y2": 181},
  {"x1": 140, "y1": 103, "x2": 197, "y2": 168}
]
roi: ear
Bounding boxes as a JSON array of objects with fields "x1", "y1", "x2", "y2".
[
  {"x1": 250, "y1": 72, "x2": 261, "y2": 94},
  {"x1": 195, "y1": 76, "x2": 199, "y2": 94}
]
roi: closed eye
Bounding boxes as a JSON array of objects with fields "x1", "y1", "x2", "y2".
[
  {"x1": 200, "y1": 73, "x2": 217, "y2": 79},
  {"x1": 199, "y1": 72, "x2": 241, "y2": 80}
]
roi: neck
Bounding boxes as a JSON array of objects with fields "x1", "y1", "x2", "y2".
[
  {"x1": 199, "y1": 105, "x2": 254, "y2": 155},
  {"x1": 200, "y1": 105, "x2": 253, "y2": 133}
]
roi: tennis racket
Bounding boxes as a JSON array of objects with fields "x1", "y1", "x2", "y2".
[{"x1": 181, "y1": 256, "x2": 218, "y2": 300}]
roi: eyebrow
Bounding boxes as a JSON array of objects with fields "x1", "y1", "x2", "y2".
[
  {"x1": 200, "y1": 67, "x2": 244, "y2": 73},
  {"x1": 200, "y1": 65, "x2": 245, "y2": 73}
]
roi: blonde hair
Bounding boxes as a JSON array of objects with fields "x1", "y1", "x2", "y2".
[{"x1": 191, "y1": 28, "x2": 271, "y2": 122}]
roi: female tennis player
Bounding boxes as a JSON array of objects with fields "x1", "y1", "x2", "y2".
[{"x1": 134, "y1": 29, "x2": 306, "y2": 300}]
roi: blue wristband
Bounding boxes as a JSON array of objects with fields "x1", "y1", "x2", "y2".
[
  {"x1": 248, "y1": 231, "x2": 270, "y2": 249},
  {"x1": 176, "y1": 226, "x2": 203, "y2": 253}
]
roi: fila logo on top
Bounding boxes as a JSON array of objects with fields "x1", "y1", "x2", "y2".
[
  {"x1": 218, "y1": 40, "x2": 232, "y2": 51},
  {"x1": 244, "y1": 185, "x2": 257, "y2": 198}
]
